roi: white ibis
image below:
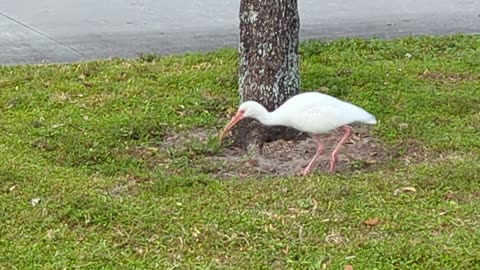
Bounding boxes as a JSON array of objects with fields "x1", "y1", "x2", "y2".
[{"x1": 219, "y1": 92, "x2": 377, "y2": 175}]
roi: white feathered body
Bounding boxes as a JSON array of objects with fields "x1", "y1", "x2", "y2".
[{"x1": 267, "y1": 92, "x2": 377, "y2": 133}]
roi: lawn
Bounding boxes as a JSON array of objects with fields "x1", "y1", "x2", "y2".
[{"x1": 0, "y1": 34, "x2": 479, "y2": 269}]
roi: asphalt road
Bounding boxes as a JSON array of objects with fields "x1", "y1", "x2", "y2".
[{"x1": 0, "y1": 0, "x2": 479, "y2": 64}]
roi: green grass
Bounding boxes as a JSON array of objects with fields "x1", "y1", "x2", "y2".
[{"x1": 1, "y1": 34, "x2": 479, "y2": 269}]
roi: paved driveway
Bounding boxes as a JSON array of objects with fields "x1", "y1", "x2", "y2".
[{"x1": 1, "y1": 0, "x2": 479, "y2": 64}]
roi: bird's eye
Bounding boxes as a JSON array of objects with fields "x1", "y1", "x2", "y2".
[{"x1": 239, "y1": 110, "x2": 245, "y2": 114}]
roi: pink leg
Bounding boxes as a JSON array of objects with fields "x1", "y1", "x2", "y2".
[
  {"x1": 329, "y1": 126, "x2": 352, "y2": 172},
  {"x1": 302, "y1": 137, "x2": 325, "y2": 176}
]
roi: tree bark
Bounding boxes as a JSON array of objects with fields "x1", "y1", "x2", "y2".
[{"x1": 232, "y1": 0, "x2": 305, "y2": 148}]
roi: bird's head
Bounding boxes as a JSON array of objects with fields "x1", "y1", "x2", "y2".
[{"x1": 219, "y1": 101, "x2": 266, "y2": 144}]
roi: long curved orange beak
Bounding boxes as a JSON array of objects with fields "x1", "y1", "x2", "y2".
[{"x1": 219, "y1": 111, "x2": 244, "y2": 145}]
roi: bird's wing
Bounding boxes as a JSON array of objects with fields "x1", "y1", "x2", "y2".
[
  {"x1": 289, "y1": 101, "x2": 370, "y2": 133},
  {"x1": 276, "y1": 92, "x2": 376, "y2": 133}
]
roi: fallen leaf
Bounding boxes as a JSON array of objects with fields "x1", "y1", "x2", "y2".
[
  {"x1": 344, "y1": 265, "x2": 354, "y2": 270},
  {"x1": 134, "y1": 247, "x2": 144, "y2": 255},
  {"x1": 363, "y1": 217, "x2": 380, "y2": 226},
  {"x1": 318, "y1": 86, "x2": 330, "y2": 92},
  {"x1": 146, "y1": 147, "x2": 158, "y2": 153},
  {"x1": 9, "y1": 185, "x2": 16, "y2": 192},
  {"x1": 248, "y1": 159, "x2": 259, "y2": 166},
  {"x1": 394, "y1": 186, "x2": 417, "y2": 195},
  {"x1": 31, "y1": 198, "x2": 41, "y2": 207},
  {"x1": 399, "y1": 123, "x2": 409, "y2": 129}
]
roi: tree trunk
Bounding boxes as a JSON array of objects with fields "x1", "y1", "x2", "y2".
[{"x1": 232, "y1": 0, "x2": 305, "y2": 148}]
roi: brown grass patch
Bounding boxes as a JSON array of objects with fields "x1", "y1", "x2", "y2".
[{"x1": 419, "y1": 70, "x2": 478, "y2": 82}]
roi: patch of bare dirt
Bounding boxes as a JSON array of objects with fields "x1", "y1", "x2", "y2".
[
  {"x1": 213, "y1": 129, "x2": 386, "y2": 178},
  {"x1": 149, "y1": 126, "x2": 392, "y2": 178},
  {"x1": 419, "y1": 70, "x2": 478, "y2": 82}
]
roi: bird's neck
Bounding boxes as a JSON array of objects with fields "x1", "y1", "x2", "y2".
[{"x1": 256, "y1": 110, "x2": 284, "y2": 126}]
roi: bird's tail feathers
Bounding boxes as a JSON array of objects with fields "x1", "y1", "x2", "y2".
[{"x1": 363, "y1": 114, "x2": 377, "y2": 125}]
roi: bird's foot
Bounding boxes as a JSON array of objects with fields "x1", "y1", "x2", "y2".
[
  {"x1": 328, "y1": 160, "x2": 336, "y2": 173},
  {"x1": 328, "y1": 153, "x2": 338, "y2": 173},
  {"x1": 301, "y1": 167, "x2": 311, "y2": 176}
]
